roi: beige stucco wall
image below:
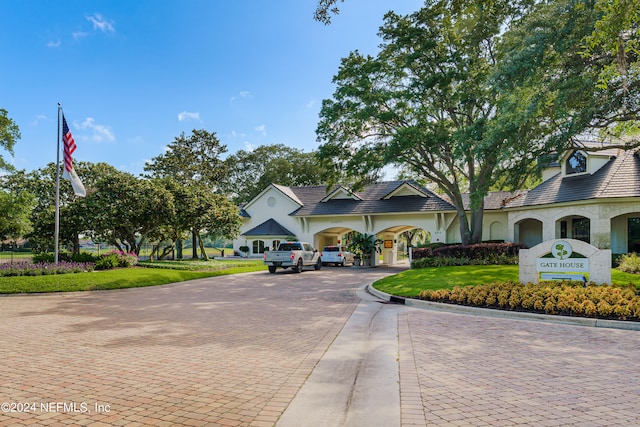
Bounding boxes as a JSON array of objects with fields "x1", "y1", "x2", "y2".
[
  {"x1": 235, "y1": 187, "x2": 304, "y2": 255},
  {"x1": 445, "y1": 211, "x2": 509, "y2": 243},
  {"x1": 508, "y1": 199, "x2": 640, "y2": 250}
]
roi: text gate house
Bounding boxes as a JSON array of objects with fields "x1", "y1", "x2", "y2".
[{"x1": 519, "y1": 239, "x2": 612, "y2": 285}]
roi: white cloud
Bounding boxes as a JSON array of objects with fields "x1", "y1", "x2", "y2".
[
  {"x1": 255, "y1": 124, "x2": 266, "y2": 136},
  {"x1": 72, "y1": 31, "x2": 88, "y2": 40},
  {"x1": 86, "y1": 13, "x2": 115, "y2": 33},
  {"x1": 47, "y1": 39, "x2": 61, "y2": 48},
  {"x1": 31, "y1": 114, "x2": 48, "y2": 126},
  {"x1": 74, "y1": 117, "x2": 115, "y2": 143},
  {"x1": 178, "y1": 111, "x2": 200, "y2": 121},
  {"x1": 230, "y1": 91, "x2": 252, "y2": 103},
  {"x1": 243, "y1": 142, "x2": 256, "y2": 152},
  {"x1": 306, "y1": 100, "x2": 316, "y2": 109}
]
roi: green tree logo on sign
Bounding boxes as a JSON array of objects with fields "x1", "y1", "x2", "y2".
[{"x1": 552, "y1": 241, "x2": 573, "y2": 260}]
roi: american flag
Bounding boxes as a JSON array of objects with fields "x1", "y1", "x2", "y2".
[
  {"x1": 61, "y1": 113, "x2": 86, "y2": 197},
  {"x1": 62, "y1": 115, "x2": 76, "y2": 173}
]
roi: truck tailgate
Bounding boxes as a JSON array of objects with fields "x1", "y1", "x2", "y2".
[{"x1": 264, "y1": 251, "x2": 294, "y2": 263}]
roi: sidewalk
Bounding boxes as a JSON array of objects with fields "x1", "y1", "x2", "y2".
[
  {"x1": 277, "y1": 284, "x2": 640, "y2": 427},
  {"x1": 277, "y1": 287, "x2": 403, "y2": 427}
]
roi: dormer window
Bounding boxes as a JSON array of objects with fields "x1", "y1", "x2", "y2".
[{"x1": 566, "y1": 151, "x2": 587, "y2": 175}]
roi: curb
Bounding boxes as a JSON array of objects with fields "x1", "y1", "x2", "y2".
[{"x1": 366, "y1": 284, "x2": 640, "y2": 332}]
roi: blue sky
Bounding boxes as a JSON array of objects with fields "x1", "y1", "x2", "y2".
[{"x1": 1, "y1": 0, "x2": 424, "y2": 175}]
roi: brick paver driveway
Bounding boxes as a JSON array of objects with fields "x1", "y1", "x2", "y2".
[
  {"x1": 2, "y1": 266, "x2": 640, "y2": 427},
  {"x1": 399, "y1": 311, "x2": 640, "y2": 427},
  {"x1": 0, "y1": 267, "x2": 394, "y2": 427}
]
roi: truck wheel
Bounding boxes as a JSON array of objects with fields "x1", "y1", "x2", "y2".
[
  {"x1": 295, "y1": 258, "x2": 304, "y2": 273},
  {"x1": 268, "y1": 266, "x2": 276, "y2": 274},
  {"x1": 340, "y1": 259, "x2": 346, "y2": 267},
  {"x1": 314, "y1": 258, "x2": 322, "y2": 270}
]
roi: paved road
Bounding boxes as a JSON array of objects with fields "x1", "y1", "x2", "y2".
[{"x1": 1, "y1": 266, "x2": 639, "y2": 427}]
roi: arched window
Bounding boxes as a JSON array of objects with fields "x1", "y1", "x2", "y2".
[{"x1": 566, "y1": 151, "x2": 587, "y2": 175}]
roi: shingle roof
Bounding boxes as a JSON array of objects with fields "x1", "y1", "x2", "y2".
[
  {"x1": 504, "y1": 149, "x2": 640, "y2": 208},
  {"x1": 280, "y1": 181, "x2": 455, "y2": 216},
  {"x1": 243, "y1": 218, "x2": 296, "y2": 237},
  {"x1": 454, "y1": 191, "x2": 528, "y2": 211}
]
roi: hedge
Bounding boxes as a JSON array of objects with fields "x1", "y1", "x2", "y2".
[
  {"x1": 419, "y1": 281, "x2": 640, "y2": 321},
  {"x1": 411, "y1": 242, "x2": 525, "y2": 268}
]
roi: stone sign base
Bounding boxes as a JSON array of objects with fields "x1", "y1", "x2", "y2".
[{"x1": 519, "y1": 239, "x2": 612, "y2": 285}]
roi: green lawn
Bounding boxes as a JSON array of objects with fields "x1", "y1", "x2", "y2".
[
  {"x1": 0, "y1": 261, "x2": 266, "y2": 294},
  {"x1": 0, "y1": 252, "x2": 33, "y2": 260},
  {"x1": 373, "y1": 265, "x2": 640, "y2": 298}
]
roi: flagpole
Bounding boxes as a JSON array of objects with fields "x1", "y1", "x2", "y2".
[{"x1": 54, "y1": 104, "x2": 62, "y2": 264}]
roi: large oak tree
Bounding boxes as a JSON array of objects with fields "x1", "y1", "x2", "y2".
[
  {"x1": 144, "y1": 129, "x2": 239, "y2": 258},
  {"x1": 221, "y1": 144, "x2": 333, "y2": 205},
  {"x1": 496, "y1": 0, "x2": 640, "y2": 156},
  {"x1": 317, "y1": 0, "x2": 640, "y2": 245},
  {"x1": 317, "y1": 0, "x2": 534, "y2": 244}
]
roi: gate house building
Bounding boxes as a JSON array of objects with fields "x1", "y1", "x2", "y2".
[{"x1": 233, "y1": 146, "x2": 640, "y2": 265}]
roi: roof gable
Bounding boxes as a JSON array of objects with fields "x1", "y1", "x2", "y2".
[
  {"x1": 243, "y1": 183, "x2": 303, "y2": 213},
  {"x1": 321, "y1": 185, "x2": 362, "y2": 202},
  {"x1": 382, "y1": 181, "x2": 429, "y2": 199}
]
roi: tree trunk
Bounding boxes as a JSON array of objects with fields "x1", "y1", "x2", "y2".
[
  {"x1": 149, "y1": 243, "x2": 158, "y2": 261},
  {"x1": 192, "y1": 229, "x2": 198, "y2": 259},
  {"x1": 158, "y1": 243, "x2": 174, "y2": 260},
  {"x1": 176, "y1": 239, "x2": 183, "y2": 260},
  {"x1": 112, "y1": 241, "x2": 125, "y2": 253},
  {"x1": 197, "y1": 232, "x2": 209, "y2": 261},
  {"x1": 457, "y1": 209, "x2": 472, "y2": 245},
  {"x1": 72, "y1": 235, "x2": 80, "y2": 254},
  {"x1": 469, "y1": 207, "x2": 484, "y2": 244},
  {"x1": 403, "y1": 229, "x2": 418, "y2": 247}
]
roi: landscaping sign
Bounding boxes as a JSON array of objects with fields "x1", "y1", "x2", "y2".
[{"x1": 519, "y1": 239, "x2": 611, "y2": 285}]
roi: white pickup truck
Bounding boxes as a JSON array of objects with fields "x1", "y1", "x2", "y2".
[{"x1": 263, "y1": 241, "x2": 322, "y2": 274}]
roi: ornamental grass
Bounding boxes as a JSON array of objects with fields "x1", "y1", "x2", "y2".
[
  {"x1": 617, "y1": 253, "x2": 640, "y2": 274},
  {"x1": 419, "y1": 281, "x2": 640, "y2": 321}
]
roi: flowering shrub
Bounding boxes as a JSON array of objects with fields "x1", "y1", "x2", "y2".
[
  {"x1": 0, "y1": 261, "x2": 95, "y2": 277},
  {"x1": 419, "y1": 281, "x2": 640, "y2": 321},
  {"x1": 95, "y1": 251, "x2": 138, "y2": 270}
]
